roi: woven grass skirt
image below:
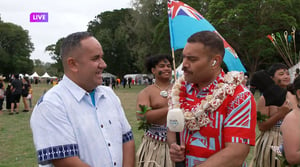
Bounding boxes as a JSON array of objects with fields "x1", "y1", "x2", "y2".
[
  {"x1": 136, "y1": 135, "x2": 174, "y2": 167},
  {"x1": 250, "y1": 127, "x2": 282, "y2": 167}
]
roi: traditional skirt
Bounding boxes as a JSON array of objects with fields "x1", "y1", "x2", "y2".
[
  {"x1": 250, "y1": 127, "x2": 282, "y2": 167},
  {"x1": 136, "y1": 135, "x2": 174, "y2": 167}
]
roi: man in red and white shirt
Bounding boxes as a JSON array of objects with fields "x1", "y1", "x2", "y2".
[{"x1": 167, "y1": 31, "x2": 256, "y2": 167}]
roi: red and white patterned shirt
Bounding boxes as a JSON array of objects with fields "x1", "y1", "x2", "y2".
[{"x1": 180, "y1": 71, "x2": 256, "y2": 167}]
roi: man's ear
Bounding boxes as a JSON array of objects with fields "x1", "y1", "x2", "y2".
[
  {"x1": 211, "y1": 54, "x2": 222, "y2": 69},
  {"x1": 67, "y1": 57, "x2": 78, "y2": 72}
]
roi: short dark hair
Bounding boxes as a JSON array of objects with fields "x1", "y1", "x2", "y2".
[
  {"x1": 267, "y1": 63, "x2": 288, "y2": 77},
  {"x1": 14, "y1": 74, "x2": 19, "y2": 79},
  {"x1": 60, "y1": 31, "x2": 93, "y2": 61},
  {"x1": 145, "y1": 54, "x2": 173, "y2": 73},
  {"x1": 187, "y1": 31, "x2": 225, "y2": 58}
]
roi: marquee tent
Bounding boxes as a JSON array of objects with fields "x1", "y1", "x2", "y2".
[
  {"x1": 30, "y1": 72, "x2": 40, "y2": 78},
  {"x1": 41, "y1": 72, "x2": 51, "y2": 78}
]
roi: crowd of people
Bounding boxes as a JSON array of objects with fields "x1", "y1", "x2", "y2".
[
  {"x1": 103, "y1": 76, "x2": 153, "y2": 89},
  {"x1": 0, "y1": 74, "x2": 32, "y2": 115},
  {"x1": 0, "y1": 31, "x2": 297, "y2": 166}
]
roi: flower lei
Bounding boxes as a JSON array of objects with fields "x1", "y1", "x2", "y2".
[{"x1": 169, "y1": 71, "x2": 245, "y2": 131}]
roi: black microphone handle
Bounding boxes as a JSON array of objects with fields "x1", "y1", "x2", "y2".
[{"x1": 175, "y1": 132, "x2": 185, "y2": 167}]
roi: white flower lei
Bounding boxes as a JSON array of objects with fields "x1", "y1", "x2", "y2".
[{"x1": 169, "y1": 71, "x2": 245, "y2": 131}]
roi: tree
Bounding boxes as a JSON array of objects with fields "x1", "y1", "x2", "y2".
[
  {"x1": 0, "y1": 21, "x2": 34, "y2": 76},
  {"x1": 131, "y1": 0, "x2": 170, "y2": 72},
  {"x1": 88, "y1": 8, "x2": 139, "y2": 77},
  {"x1": 45, "y1": 38, "x2": 64, "y2": 76},
  {"x1": 206, "y1": 0, "x2": 299, "y2": 74}
]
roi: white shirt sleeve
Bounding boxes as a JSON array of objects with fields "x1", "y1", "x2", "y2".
[{"x1": 30, "y1": 98, "x2": 78, "y2": 165}]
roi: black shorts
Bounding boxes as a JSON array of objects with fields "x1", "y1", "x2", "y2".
[
  {"x1": 11, "y1": 94, "x2": 21, "y2": 103},
  {"x1": 22, "y1": 92, "x2": 29, "y2": 97}
]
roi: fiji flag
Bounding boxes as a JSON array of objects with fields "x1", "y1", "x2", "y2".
[{"x1": 168, "y1": 0, "x2": 246, "y2": 72}]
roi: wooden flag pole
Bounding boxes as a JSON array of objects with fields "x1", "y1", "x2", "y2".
[
  {"x1": 172, "y1": 48, "x2": 177, "y2": 81},
  {"x1": 171, "y1": 48, "x2": 185, "y2": 167}
]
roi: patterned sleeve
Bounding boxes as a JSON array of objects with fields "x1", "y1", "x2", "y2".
[
  {"x1": 30, "y1": 97, "x2": 78, "y2": 165},
  {"x1": 223, "y1": 86, "x2": 256, "y2": 146}
]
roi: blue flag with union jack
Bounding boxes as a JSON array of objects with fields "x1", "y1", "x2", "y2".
[{"x1": 168, "y1": 0, "x2": 246, "y2": 72}]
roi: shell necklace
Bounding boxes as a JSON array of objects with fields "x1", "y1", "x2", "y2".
[{"x1": 154, "y1": 82, "x2": 172, "y2": 98}]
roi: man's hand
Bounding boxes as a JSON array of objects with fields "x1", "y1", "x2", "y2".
[{"x1": 169, "y1": 143, "x2": 185, "y2": 162}]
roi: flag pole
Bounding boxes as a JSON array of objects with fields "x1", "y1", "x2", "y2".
[
  {"x1": 172, "y1": 48, "x2": 177, "y2": 81},
  {"x1": 169, "y1": 10, "x2": 184, "y2": 167}
]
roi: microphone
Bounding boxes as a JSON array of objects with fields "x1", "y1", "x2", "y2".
[
  {"x1": 167, "y1": 108, "x2": 185, "y2": 132},
  {"x1": 167, "y1": 108, "x2": 185, "y2": 167}
]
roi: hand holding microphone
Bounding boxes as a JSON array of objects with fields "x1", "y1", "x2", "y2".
[{"x1": 167, "y1": 108, "x2": 185, "y2": 166}]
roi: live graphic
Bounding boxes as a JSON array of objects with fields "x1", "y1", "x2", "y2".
[{"x1": 30, "y1": 12, "x2": 48, "y2": 22}]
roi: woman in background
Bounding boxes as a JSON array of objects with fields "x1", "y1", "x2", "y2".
[{"x1": 250, "y1": 63, "x2": 296, "y2": 167}]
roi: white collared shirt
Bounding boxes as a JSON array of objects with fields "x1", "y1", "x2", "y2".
[{"x1": 30, "y1": 75, "x2": 133, "y2": 167}]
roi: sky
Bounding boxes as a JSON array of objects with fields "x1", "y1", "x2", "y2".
[{"x1": 0, "y1": 0, "x2": 133, "y2": 63}]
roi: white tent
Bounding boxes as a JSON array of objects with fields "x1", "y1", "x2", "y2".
[
  {"x1": 30, "y1": 72, "x2": 40, "y2": 78},
  {"x1": 102, "y1": 72, "x2": 116, "y2": 79},
  {"x1": 41, "y1": 72, "x2": 51, "y2": 78}
]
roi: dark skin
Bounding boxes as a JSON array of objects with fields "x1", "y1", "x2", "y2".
[
  {"x1": 136, "y1": 59, "x2": 172, "y2": 125},
  {"x1": 168, "y1": 42, "x2": 251, "y2": 167}
]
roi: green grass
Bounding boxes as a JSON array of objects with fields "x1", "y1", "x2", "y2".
[{"x1": 0, "y1": 83, "x2": 258, "y2": 166}]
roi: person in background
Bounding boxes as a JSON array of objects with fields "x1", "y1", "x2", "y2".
[
  {"x1": 111, "y1": 78, "x2": 116, "y2": 89},
  {"x1": 0, "y1": 75, "x2": 6, "y2": 114},
  {"x1": 27, "y1": 87, "x2": 33, "y2": 109},
  {"x1": 128, "y1": 77, "x2": 132, "y2": 88},
  {"x1": 250, "y1": 63, "x2": 296, "y2": 167},
  {"x1": 10, "y1": 74, "x2": 22, "y2": 115},
  {"x1": 116, "y1": 78, "x2": 120, "y2": 89},
  {"x1": 280, "y1": 76, "x2": 300, "y2": 166},
  {"x1": 136, "y1": 54, "x2": 174, "y2": 167},
  {"x1": 122, "y1": 78, "x2": 127, "y2": 88},
  {"x1": 5, "y1": 77, "x2": 13, "y2": 112},
  {"x1": 168, "y1": 31, "x2": 256, "y2": 167},
  {"x1": 21, "y1": 76, "x2": 31, "y2": 112},
  {"x1": 30, "y1": 31, "x2": 135, "y2": 167}
]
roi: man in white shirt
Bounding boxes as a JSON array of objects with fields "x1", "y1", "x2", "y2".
[{"x1": 30, "y1": 32, "x2": 135, "y2": 167}]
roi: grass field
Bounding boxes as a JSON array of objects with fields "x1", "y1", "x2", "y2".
[{"x1": 0, "y1": 83, "x2": 256, "y2": 166}]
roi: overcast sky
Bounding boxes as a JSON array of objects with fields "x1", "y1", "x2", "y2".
[{"x1": 0, "y1": 0, "x2": 133, "y2": 63}]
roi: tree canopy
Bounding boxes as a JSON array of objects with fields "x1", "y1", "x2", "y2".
[
  {"x1": 45, "y1": 0, "x2": 300, "y2": 77},
  {"x1": 206, "y1": 0, "x2": 299, "y2": 73},
  {"x1": 45, "y1": 38, "x2": 64, "y2": 77},
  {"x1": 0, "y1": 21, "x2": 34, "y2": 76},
  {"x1": 87, "y1": 8, "x2": 139, "y2": 77}
]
